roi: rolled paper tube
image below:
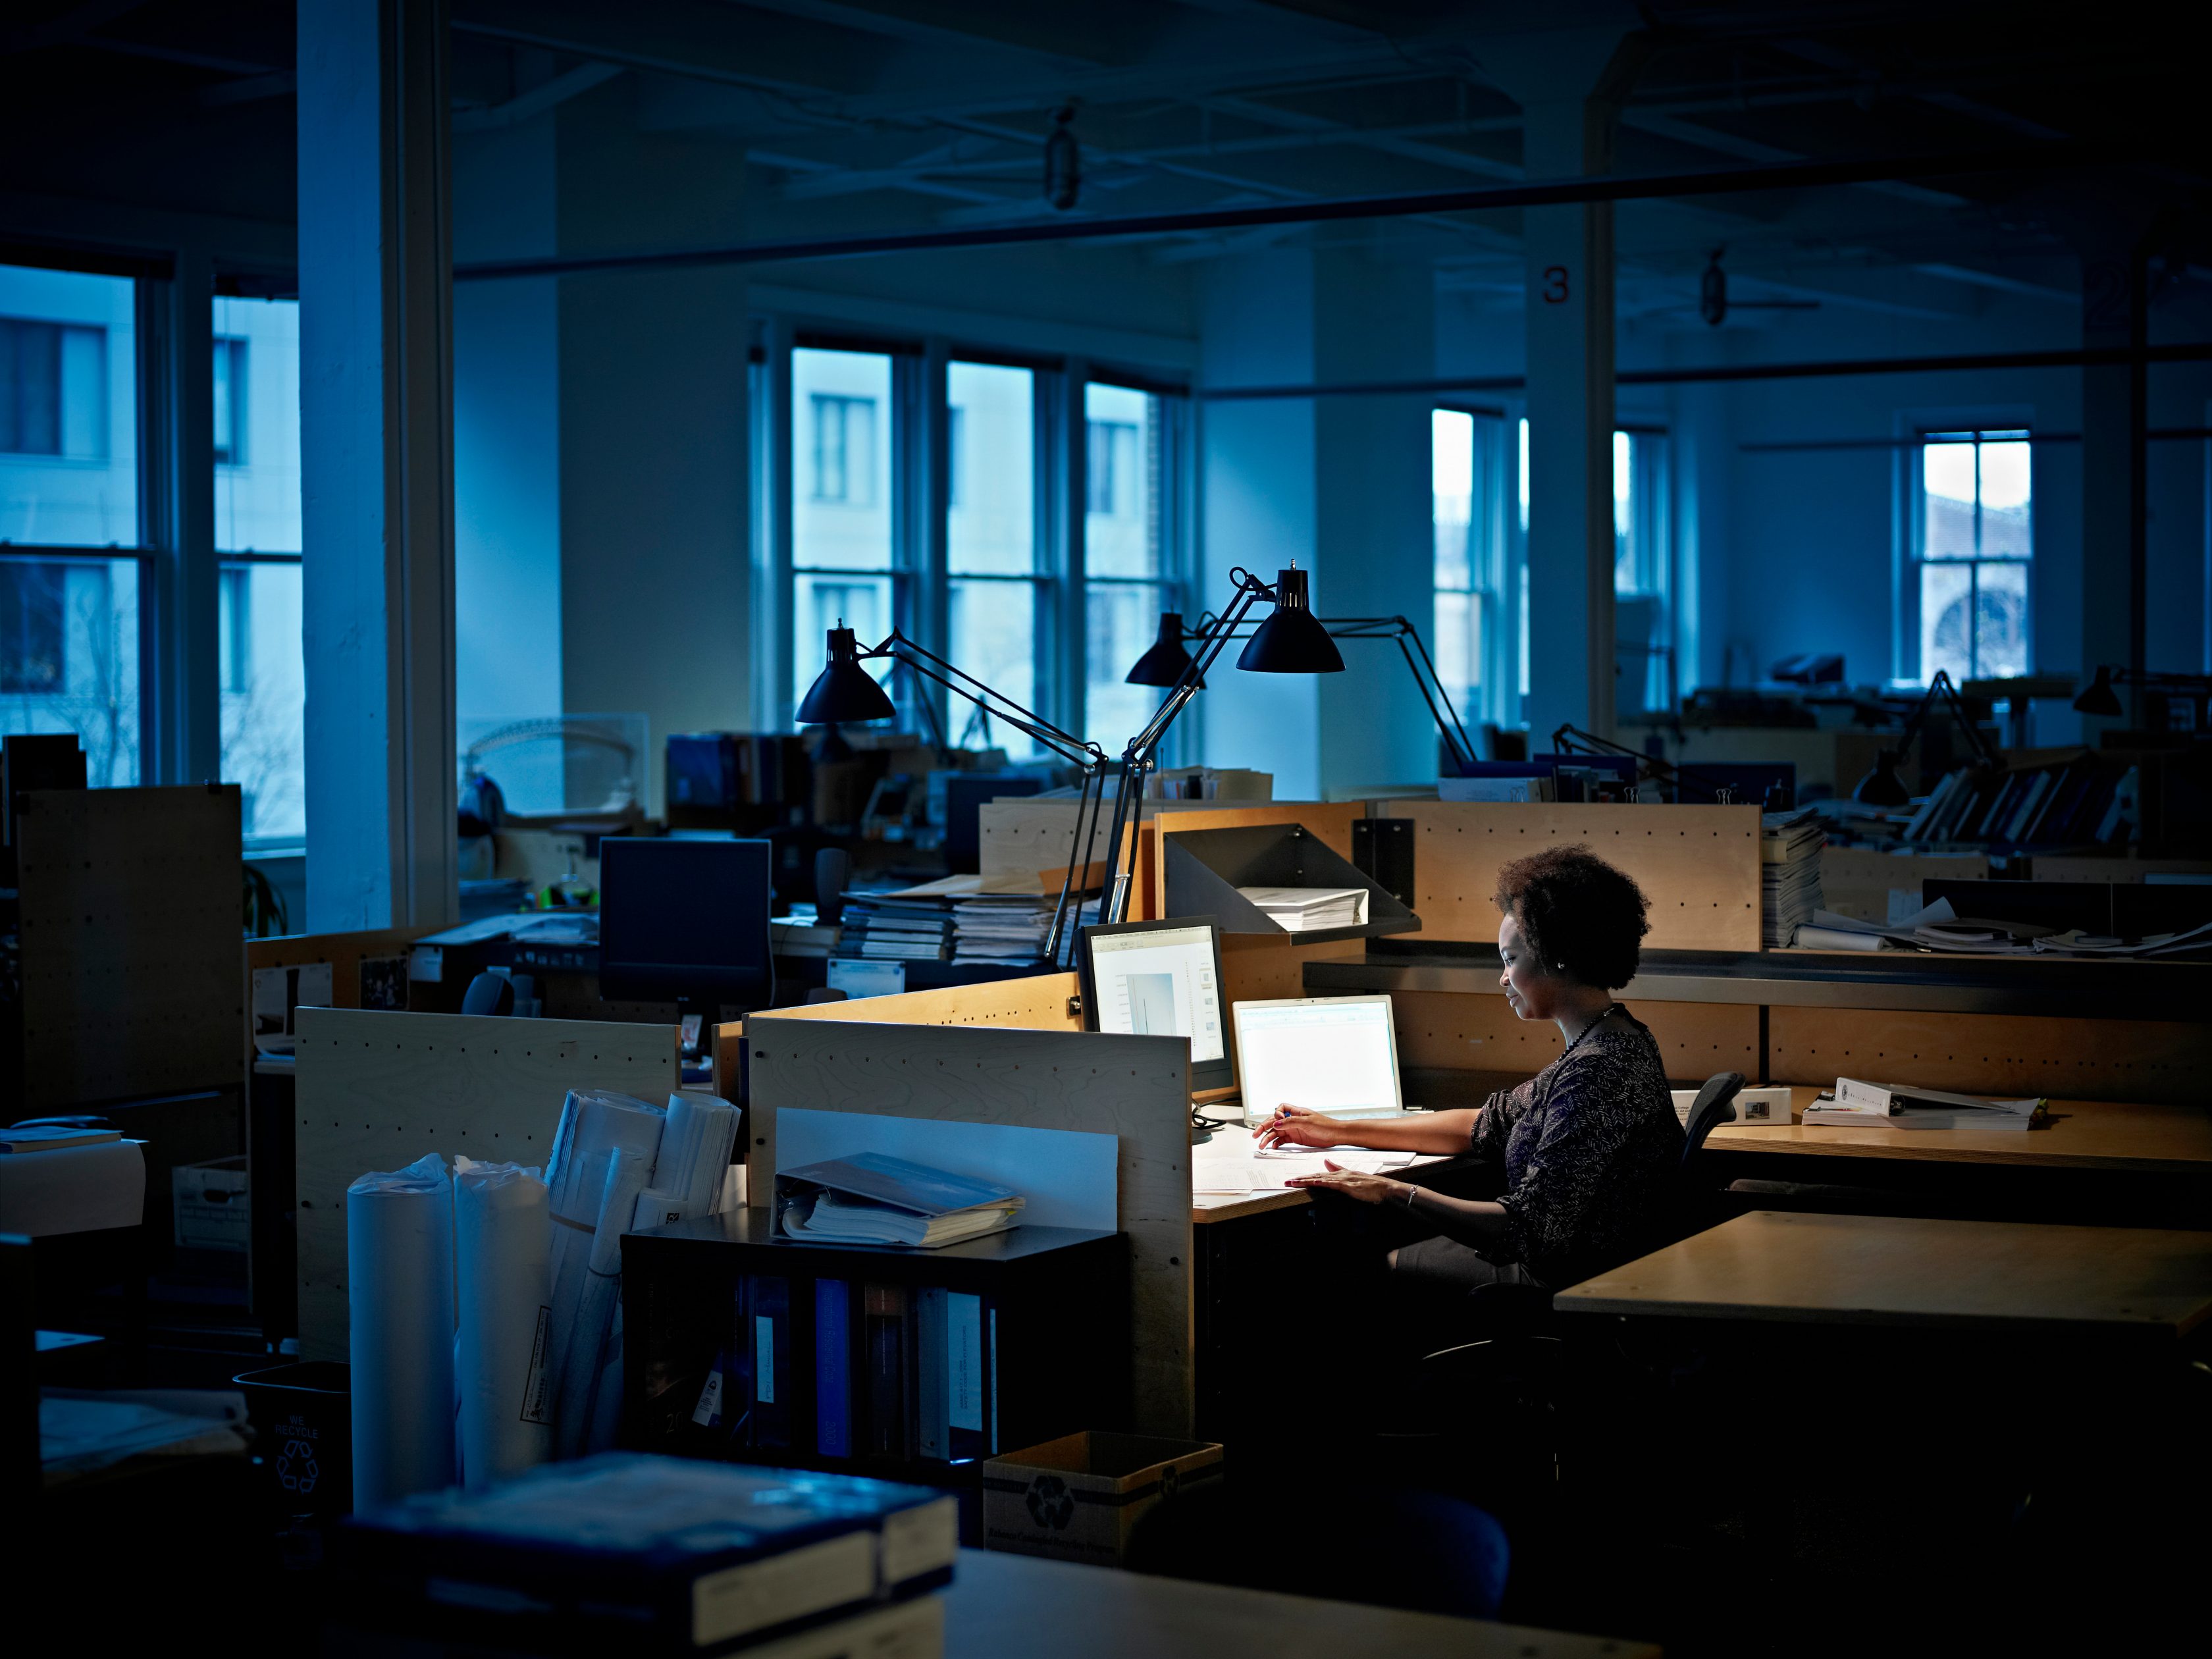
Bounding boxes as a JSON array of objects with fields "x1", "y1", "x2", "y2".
[
  {"x1": 454, "y1": 1161, "x2": 552, "y2": 1489},
  {"x1": 348, "y1": 1153, "x2": 456, "y2": 1512}
]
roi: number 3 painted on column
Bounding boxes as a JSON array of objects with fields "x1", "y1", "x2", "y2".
[{"x1": 1542, "y1": 266, "x2": 1570, "y2": 303}]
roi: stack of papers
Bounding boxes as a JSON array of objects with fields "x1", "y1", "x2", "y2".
[
  {"x1": 835, "y1": 895, "x2": 954, "y2": 962},
  {"x1": 1760, "y1": 807, "x2": 1826, "y2": 949},
  {"x1": 1236, "y1": 886, "x2": 1368, "y2": 932},
  {"x1": 1803, "y1": 1077, "x2": 2044, "y2": 1132},
  {"x1": 2031, "y1": 918, "x2": 2212, "y2": 959},
  {"x1": 1793, "y1": 897, "x2": 2036, "y2": 955},
  {"x1": 951, "y1": 895, "x2": 1052, "y2": 964}
]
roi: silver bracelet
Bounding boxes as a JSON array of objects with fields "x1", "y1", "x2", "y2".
[{"x1": 1400, "y1": 1184, "x2": 1419, "y2": 1211}]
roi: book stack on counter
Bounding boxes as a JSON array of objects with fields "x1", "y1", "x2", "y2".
[
  {"x1": 1761, "y1": 806, "x2": 1826, "y2": 948},
  {"x1": 1803, "y1": 1076, "x2": 2045, "y2": 1132},
  {"x1": 336, "y1": 1452, "x2": 958, "y2": 1658},
  {"x1": 950, "y1": 894, "x2": 1051, "y2": 964},
  {"x1": 835, "y1": 895, "x2": 953, "y2": 962},
  {"x1": 1236, "y1": 885, "x2": 1369, "y2": 932},
  {"x1": 770, "y1": 914, "x2": 840, "y2": 961}
]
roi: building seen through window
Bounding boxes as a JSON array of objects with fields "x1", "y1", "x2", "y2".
[
  {"x1": 1, "y1": 263, "x2": 140, "y2": 787},
  {"x1": 1084, "y1": 382, "x2": 1171, "y2": 752},
  {"x1": 1916, "y1": 429, "x2": 2031, "y2": 685},
  {"x1": 791, "y1": 348, "x2": 895, "y2": 716}
]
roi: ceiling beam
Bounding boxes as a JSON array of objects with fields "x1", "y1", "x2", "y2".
[{"x1": 450, "y1": 0, "x2": 897, "y2": 97}]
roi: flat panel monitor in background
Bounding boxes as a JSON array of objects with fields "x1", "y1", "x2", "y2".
[
  {"x1": 598, "y1": 835, "x2": 774, "y2": 1022},
  {"x1": 1077, "y1": 917, "x2": 1232, "y2": 1093},
  {"x1": 942, "y1": 772, "x2": 1045, "y2": 875},
  {"x1": 1232, "y1": 995, "x2": 1404, "y2": 1126}
]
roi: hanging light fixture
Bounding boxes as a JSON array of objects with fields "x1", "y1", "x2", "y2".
[
  {"x1": 1124, "y1": 612, "x2": 1197, "y2": 687},
  {"x1": 1043, "y1": 106, "x2": 1080, "y2": 211},
  {"x1": 1236, "y1": 566, "x2": 1344, "y2": 673},
  {"x1": 796, "y1": 623, "x2": 895, "y2": 725}
]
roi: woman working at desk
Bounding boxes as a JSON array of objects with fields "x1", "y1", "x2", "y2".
[{"x1": 1259, "y1": 845, "x2": 1681, "y2": 1292}]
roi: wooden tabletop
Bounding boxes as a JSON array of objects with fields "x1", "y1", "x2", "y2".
[
  {"x1": 943, "y1": 1548, "x2": 1660, "y2": 1659},
  {"x1": 1706, "y1": 1086, "x2": 2212, "y2": 1174},
  {"x1": 1556, "y1": 1210, "x2": 2212, "y2": 1337}
]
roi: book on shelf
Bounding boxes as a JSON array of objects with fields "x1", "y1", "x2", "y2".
[
  {"x1": 864, "y1": 1284, "x2": 909, "y2": 1462},
  {"x1": 335, "y1": 1452, "x2": 957, "y2": 1654},
  {"x1": 814, "y1": 1278, "x2": 854, "y2": 1461},
  {"x1": 747, "y1": 1274, "x2": 795, "y2": 1452}
]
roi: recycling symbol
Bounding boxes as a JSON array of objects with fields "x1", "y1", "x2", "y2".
[
  {"x1": 1024, "y1": 1473, "x2": 1075, "y2": 1531},
  {"x1": 276, "y1": 1437, "x2": 320, "y2": 1496},
  {"x1": 1158, "y1": 1463, "x2": 1180, "y2": 1504}
]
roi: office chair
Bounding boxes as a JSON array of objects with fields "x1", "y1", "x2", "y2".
[{"x1": 461, "y1": 971, "x2": 515, "y2": 1016}]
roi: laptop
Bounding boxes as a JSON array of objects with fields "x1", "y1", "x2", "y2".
[{"x1": 1231, "y1": 995, "x2": 1409, "y2": 1128}]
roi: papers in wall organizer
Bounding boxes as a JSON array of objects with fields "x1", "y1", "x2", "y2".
[{"x1": 1235, "y1": 886, "x2": 1369, "y2": 932}]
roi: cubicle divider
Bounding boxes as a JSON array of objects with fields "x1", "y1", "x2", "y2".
[
  {"x1": 292, "y1": 1007, "x2": 679, "y2": 1361},
  {"x1": 742, "y1": 1011, "x2": 1197, "y2": 1436}
]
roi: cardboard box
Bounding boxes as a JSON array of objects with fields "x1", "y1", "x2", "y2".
[
  {"x1": 173, "y1": 1155, "x2": 249, "y2": 1251},
  {"x1": 982, "y1": 1432, "x2": 1223, "y2": 1565}
]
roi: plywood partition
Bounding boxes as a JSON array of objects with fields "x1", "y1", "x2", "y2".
[
  {"x1": 293, "y1": 1008, "x2": 677, "y2": 1361},
  {"x1": 248, "y1": 926, "x2": 423, "y2": 1011},
  {"x1": 1768, "y1": 1004, "x2": 2212, "y2": 1105},
  {"x1": 1390, "y1": 990, "x2": 1759, "y2": 1088},
  {"x1": 743, "y1": 1016, "x2": 1196, "y2": 1436},
  {"x1": 1384, "y1": 801, "x2": 1762, "y2": 951},
  {"x1": 1149, "y1": 801, "x2": 1362, "y2": 920}
]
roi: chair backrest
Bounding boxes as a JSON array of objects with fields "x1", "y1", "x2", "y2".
[{"x1": 1681, "y1": 1072, "x2": 1746, "y2": 1171}]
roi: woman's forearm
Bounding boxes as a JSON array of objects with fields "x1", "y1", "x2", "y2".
[
  {"x1": 1398, "y1": 1189, "x2": 1508, "y2": 1248},
  {"x1": 1334, "y1": 1107, "x2": 1477, "y2": 1155}
]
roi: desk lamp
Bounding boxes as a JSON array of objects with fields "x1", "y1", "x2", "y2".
[
  {"x1": 798, "y1": 622, "x2": 1110, "y2": 963},
  {"x1": 1125, "y1": 591, "x2": 1476, "y2": 776},
  {"x1": 1851, "y1": 669, "x2": 1999, "y2": 806},
  {"x1": 2072, "y1": 666, "x2": 2212, "y2": 729}
]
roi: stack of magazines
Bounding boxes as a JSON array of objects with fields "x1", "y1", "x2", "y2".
[
  {"x1": 1761, "y1": 806, "x2": 1826, "y2": 948},
  {"x1": 835, "y1": 895, "x2": 953, "y2": 962},
  {"x1": 951, "y1": 895, "x2": 1051, "y2": 964}
]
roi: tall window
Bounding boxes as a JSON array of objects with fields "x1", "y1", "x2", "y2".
[
  {"x1": 791, "y1": 348, "x2": 896, "y2": 715},
  {"x1": 214, "y1": 294, "x2": 305, "y2": 844},
  {"x1": 1432, "y1": 408, "x2": 1519, "y2": 732},
  {"x1": 1614, "y1": 429, "x2": 1673, "y2": 717},
  {"x1": 1084, "y1": 382, "x2": 1177, "y2": 751},
  {"x1": 1915, "y1": 429, "x2": 2031, "y2": 683},
  {"x1": 947, "y1": 361, "x2": 1040, "y2": 756},
  {"x1": 1, "y1": 263, "x2": 142, "y2": 786}
]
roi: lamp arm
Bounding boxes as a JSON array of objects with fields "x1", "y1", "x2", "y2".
[
  {"x1": 1922, "y1": 670, "x2": 2001, "y2": 768},
  {"x1": 1552, "y1": 722, "x2": 1727, "y2": 801},
  {"x1": 866, "y1": 630, "x2": 1103, "y2": 769}
]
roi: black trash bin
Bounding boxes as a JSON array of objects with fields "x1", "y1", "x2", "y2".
[{"x1": 234, "y1": 1359, "x2": 352, "y2": 1515}]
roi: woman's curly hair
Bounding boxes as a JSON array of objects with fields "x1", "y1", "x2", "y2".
[{"x1": 1492, "y1": 845, "x2": 1650, "y2": 990}]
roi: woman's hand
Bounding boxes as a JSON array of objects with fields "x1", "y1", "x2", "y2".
[
  {"x1": 1254, "y1": 1105, "x2": 1354, "y2": 1150},
  {"x1": 1284, "y1": 1162, "x2": 1410, "y2": 1206}
]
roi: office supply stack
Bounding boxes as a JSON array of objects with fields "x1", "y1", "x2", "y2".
[
  {"x1": 1233, "y1": 885, "x2": 1369, "y2": 932},
  {"x1": 1762, "y1": 806, "x2": 1826, "y2": 947},
  {"x1": 622, "y1": 1207, "x2": 1127, "y2": 1539},
  {"x1": 949, "y1": 894, "x2": 1051, "y2": 964},
  {"x1": 835, "y1": 894, "x2": 954, "y2": 962},
  {"x1": 334, "y1": 1452, "x2": 957, "y2": 1658},
  {"x1": 1802, "y1": 1076, "x2": 2044, "y2": 1132}
]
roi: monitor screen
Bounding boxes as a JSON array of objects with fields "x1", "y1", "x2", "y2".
[
  {"x1": 1078, "y1": 917, "x2": 1231, "y2": 1092},
  {"x1": 598, "y1": 835, "x2": 774, "y2": 1009},
  {"x1": 1232, "y1": 996, "x2": 1400, "y2": 1119}
]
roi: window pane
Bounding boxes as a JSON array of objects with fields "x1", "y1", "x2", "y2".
[
  {"x1": 949, "y1": 578, "x2": 1037, "y2": 757},
  {"x1": 1612, "y1": 429, "x2": 1634, "y2": 591},
  {"x1": 1920, "y1": 437, "x2": 1977, "y2": 560},
  {"x1": 0, "y1": 554, "x2": 140, "y2": 785},
  {"x1": 947, "y1": 362, "x2": 1034, "y2": 577},
  {"x1": 1515, "y1": 416, "x2": 1529, "y2": 536},
  {"x1": 1432, "y1": 409, "x2": 1472, "y2": 591},
  {"x1": 0, "y1": 264, "x2": 136, "y2": 546},
  {"x1": 220, "y1": 560, "x2": 305, "y2": 840},
  {"x1": 794, "y1": 573, "x2": 894, "y2": 722},
  {"x1": 1087, "y1": 382, "x2": 1159, "y2": 579},
  {"x1": 1921, "y1": 562, "x2": 1973, "y2": 687},
  {"x1": 793, "y1": 348, "x2": 891, "y2": 571},
  {"x1": 1974, "y1": 562, "x2": 2030, "y2": 679},
  {"x1": 1435, "y1": 588, "x2": 1479, "y2": 719},
  {"x1": 1085, "y1": 580, "x2": 1163, "y2": 750},
  {"x1": 213, "y1": 297, "x2": 302, "y2": 553},
  {"x1": 1977, "y1": 439, "x2": 2032, "y2": 560}
]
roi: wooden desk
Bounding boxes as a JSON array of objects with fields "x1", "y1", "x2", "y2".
[
  {"x1": 944, "y1": 1547, "x2": 1660, "y2": 1659},
  {"x1": 1707, "y1": 1086, "x2": 2212, "y2": 1175},
  {"x1": 1556, "y1": 1211, "x2": 2212, "y2": 1339}
]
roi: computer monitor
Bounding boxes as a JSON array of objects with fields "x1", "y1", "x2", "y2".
[
  {"x1": 598, "y1": 835, "x2": 774, "y2": 1016},
  {"x1": 941, "y1": 772, "x2": 1045, "y2": 874},
  {"x1": 1231, "y1": 995, "x2": 1403, "y2": 1125},
  {"x1": 1077, "y1": 916, "x2": 1232, "y2": 1093}
]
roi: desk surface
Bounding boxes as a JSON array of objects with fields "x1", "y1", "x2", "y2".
[
  {"x1": 943, "y1": 1548, "x2": 1659, "y2": 1659},
  {"x1": 1708, "y1": 1086, "x2": 2212, "y2": 1174},
  {"x1": 1556, "y1": 1210, "x2": 2212, "y2": 1337}
]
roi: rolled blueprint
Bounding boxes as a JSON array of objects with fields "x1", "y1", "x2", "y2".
[
  {"x1": 553, "y1": 1146, "x2": 650, "y2": 1457},
  {"x1": 348, "y1": 1153, "x2": 456, "y2": 1512},
  {"x1": 633, "y1": 1188, "x2": 688, "y2": 1232},
  {"x1": 653, "y1": 1093, "x2": 741, "y2": 1220},
  {"x1": 454, "y1": 1159, "x2": 552, "y2": 1490},
  {"x1": 542, "y1": 1090, "x2": 664, "y2": 1427}
]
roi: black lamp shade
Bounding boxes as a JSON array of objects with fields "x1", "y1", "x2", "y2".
[
  {"x1": 1852, "y1": 749, "x2": 1912, "y2": 808},
  {"x1": 798, "y1": 626, "x2": 895, "y2": 724},
  {"x1": 2072, "y1": 666, "x2": 2122, "y2": 718},
  {"x1": 1236, "y1": 567, "x2": 1344, "y2": 674},
  {"x1": 1126, "y1": 612, "x2": 1198, "y2": 687}
]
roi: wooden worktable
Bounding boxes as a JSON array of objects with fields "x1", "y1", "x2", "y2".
[
  {"x1": 944, "y1": 1546, "x2": 1660, "y2": 1659},
  {"x1": 1708, "y1": 1086, "x2": 2212, "y2": 1174},
  {"x1": 1556, "y1": 1210, "x2": 2212, "y2": 1338}
]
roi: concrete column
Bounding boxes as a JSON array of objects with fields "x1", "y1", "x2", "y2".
[
  {"x1": 2079, "y1": 246, "x2": 2147, "y2": 729},
  {"x1": 1484, "y1": 26, "x2": 1646, "y2": 744},
  {"x1": 146, "y1": 246, "x2": 220, "y2": 786},
  {"x1": 298, "y1": 0, "x2": 458, "y2": 931},
  {"x1": 553, "y1": 84, "x2": 748, "y2": 815}
]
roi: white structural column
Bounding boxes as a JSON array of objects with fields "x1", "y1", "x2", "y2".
[
  {"x1": 2078, "y1": 245, "x2": 2147, "y2": 730},
  {"x1": 298, "y1": 0, "x2": 459, "y2": 930},
  {"x1": 1485, "y1": 26, "x2": 1646, "y2": 745}
]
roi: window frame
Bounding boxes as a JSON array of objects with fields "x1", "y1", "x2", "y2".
[{"x1": 1905, "y1": 425, "x2": 2035, "y2": 686}]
